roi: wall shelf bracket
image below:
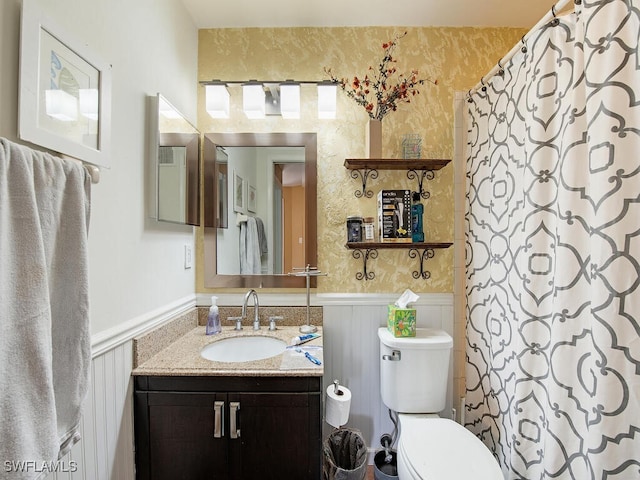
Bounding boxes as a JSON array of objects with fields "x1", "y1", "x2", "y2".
[
  {"x1": 408, "y1": 247, "x2": 435, "y2": 279},
  {"x1": 349, "y1": 168, "x2": 378, "y2": 198},
  {"x1": 350, "y1": 247, "x2": 378, "y2": 281},
  {"x1": 407, "y1": 169, "x2": 435, "y2": 200},
  {"x1": 345, "y1": 242, "x2": 452, "y2": 282}
]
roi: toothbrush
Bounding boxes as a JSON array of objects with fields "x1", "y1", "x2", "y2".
[{"x1": 296, "y1": 347, "x2": 322, "y2": 365}]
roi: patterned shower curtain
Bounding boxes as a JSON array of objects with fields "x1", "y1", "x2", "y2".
[{"x1": 465, "y1": 1, "x2": 640, "y2": 479}]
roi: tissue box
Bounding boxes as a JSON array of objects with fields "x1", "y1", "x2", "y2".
[{"x1": 387, "y1": 305, "x2": 416, "y2": 337}]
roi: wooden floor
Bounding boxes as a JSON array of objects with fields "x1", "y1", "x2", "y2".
[{"x1": 366, "y1": 465, "x2": 375, "y2": 479}]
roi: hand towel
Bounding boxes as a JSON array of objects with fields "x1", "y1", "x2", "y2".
[
  {"x1": 254, "y1": 216, "x2": 268, "y2": 256},
  {"x1": 239, "y1": 216, "x2": 261, "y2": 274},
  {"x1": 0, "y1": 138, "x2": 91, "y2": 479}
]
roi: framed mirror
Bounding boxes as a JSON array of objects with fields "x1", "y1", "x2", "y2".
[
  {"x1": 203, "y1": 133, "x2": 317, "y2": 288},
  {"x1": 148, "y1": 93, "x2": 200, "y2": 226}
]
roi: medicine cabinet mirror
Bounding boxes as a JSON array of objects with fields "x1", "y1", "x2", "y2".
[
  {"x1": 203, "y1": 133, "x2": 317, "y2": 288},
  {"x1": 148, "y1": 93, "x2": 200, "y2": 226}
]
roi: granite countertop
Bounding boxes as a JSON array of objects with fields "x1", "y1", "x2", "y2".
[{"x1": 132, "y1": 325, "x2": 324, "y2": 377}]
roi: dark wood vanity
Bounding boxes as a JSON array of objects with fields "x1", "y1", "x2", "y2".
[
  {"x1": 132, "y1": 325, "x2": 324, "y2": 480},
  {"x1": 134, "y1": 375, "x2": 322, "y2": 480}
]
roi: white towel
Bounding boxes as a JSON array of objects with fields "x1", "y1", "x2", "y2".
[
  {"x1": 0, "y1": 138, "x2": 91, "y2": 479},
  {"x1": 239, "y1": 216, "x2": 261, "y2": 274}
]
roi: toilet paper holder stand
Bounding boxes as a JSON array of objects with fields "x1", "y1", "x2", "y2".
[{"x1": 333, "y1": 379, "x2": 345, "y2": 396}]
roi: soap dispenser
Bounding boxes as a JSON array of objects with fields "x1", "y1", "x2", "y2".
[{"x1": 206, "y1": 296, "x2": 221, "y2": 335}]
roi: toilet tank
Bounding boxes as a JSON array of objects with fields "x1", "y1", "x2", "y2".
[{"x1": 378, "y1": 328, "x2": 453, "y2": 413}]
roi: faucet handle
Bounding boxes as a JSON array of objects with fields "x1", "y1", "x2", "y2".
[
  {"x1": 268, "y1": 316, "x2": 283, "y2": 331},
  {"x1": 229, "y1": 316, "x2": 243, "y2": 331}
]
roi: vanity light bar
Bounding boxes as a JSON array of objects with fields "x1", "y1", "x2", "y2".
[
  {"x1": 205, "y1": 84, "x2": 230, "y2": 119},
  {"x1": 201, "y1": 79, "x2": 336, "y2": 120},
  {"x1": 317, "y1": 82, "x2": 337, "y2": 120},
  {"x1": 242, "y1": 81, "x2": 266, "y2": 119},
  {"x1": 279, "y1": 81, "x2": 300, "y2": 119}
]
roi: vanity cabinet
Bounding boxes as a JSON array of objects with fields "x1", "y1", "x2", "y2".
[{"x1": 134, "y1": 375, "x2": 322, "y2": 480}]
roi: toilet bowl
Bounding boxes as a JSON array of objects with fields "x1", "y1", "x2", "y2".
[
  {"x1": 396, "y1": 414, "x2": 503, "y2": 479},
  {"x1": 378, "y1": 328, "x2": 503, "y2": 480}
]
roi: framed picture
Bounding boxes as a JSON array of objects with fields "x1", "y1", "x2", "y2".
[
  {"x1": 233, "y1": 171, "x2": 245, "y2": 213},
  {"x1": 248, "y1": 184, "x2": 257, "y2": 213},
  {"x1": 18, "y1": 0, "x2": 112, "y2": 168}
]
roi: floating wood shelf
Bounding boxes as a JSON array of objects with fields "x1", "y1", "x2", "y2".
[
  {"x1": 344, "y1": 158, "x2": 451, "y2": 170},
  {"x1": 345, "y1": 242, "x2": 453, "y2": 281},
  {"x1": 344, "y1": 158, "x2": 451, "y2": 198}
]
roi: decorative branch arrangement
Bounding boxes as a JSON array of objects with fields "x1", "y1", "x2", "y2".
[{"x1": 325, "y1": 32, "x2": 437, "y2": 121}]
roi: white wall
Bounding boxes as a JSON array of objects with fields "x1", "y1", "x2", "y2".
[
  {"x1": 0, "y1": 0, "x2": 199, "y2": 336},
  {"x1": 1, "y1": 2, "x2": 197, "y2": 477}
]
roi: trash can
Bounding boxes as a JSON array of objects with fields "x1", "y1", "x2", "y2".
[
  {"x1": 373, "y1": 449, "x2": 398, "y2": 480},
  {"x1": 323, "y1": 428, "x2": 368, "y2": 480}
]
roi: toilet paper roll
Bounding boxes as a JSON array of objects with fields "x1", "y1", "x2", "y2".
[{"x1": 325, "y1": 384, "x2": 352, "y2": 428}]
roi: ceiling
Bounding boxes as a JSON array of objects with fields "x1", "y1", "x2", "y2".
[{"x1": 181, "y1": 0, "x2": 559, "y2": 29}]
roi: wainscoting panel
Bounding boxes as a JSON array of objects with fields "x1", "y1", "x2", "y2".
[
  {"x1": 41, "y1": 296, "x2": 196, "y2": 480},
  {"x1": 321, "y1": 294, "x2": 454, "y2": 456},
  {"x1": 45, "y1": 341, "x2": 135, "y2": 480},
  {"x1": 42, "y1": 293, "x2": 452, "y2": 478}
]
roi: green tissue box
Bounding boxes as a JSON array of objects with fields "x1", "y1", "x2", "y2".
[{"x1": 387, "y1": 305, "x2": 416, "y2": 337}]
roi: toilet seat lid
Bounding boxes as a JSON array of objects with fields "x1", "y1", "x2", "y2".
[{"x1": 398, "y1": 416, "x2": 503, "y2": 479}]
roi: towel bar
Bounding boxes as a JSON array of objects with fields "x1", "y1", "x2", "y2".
[
  {"x1": 84, "y1": 164, "x2": 100, "y2": 184},
  {"x1": 61, "y1": 153, "x2": 100, "y2": 184},
  {"x1": 236, "y1": 212, "x2": 249, "y2": 226}
]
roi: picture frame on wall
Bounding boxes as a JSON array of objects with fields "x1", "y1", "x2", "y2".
[
  {"x1": 18, "y1": 0, "x2": 112, "y2": 168},
  {"x1": 248, "y1": 184, "x2": 256, "y2": 213},
  {"x1": 233, "y1": 171, "x2": 245, "y2": 213}
]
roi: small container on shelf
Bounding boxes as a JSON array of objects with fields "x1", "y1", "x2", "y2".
[
  {"x1": 402, "y1": 134, "x2": 422, "y2": 159},
  {"x1": 347, "y1": 216, "x2": 363, "y2": 243},
  {"x1": 362, "y1": 216, "x2": 375, "y2": 242},
  {"x1": 411, "y1": 192, "x2": 424, "y2": 243}
]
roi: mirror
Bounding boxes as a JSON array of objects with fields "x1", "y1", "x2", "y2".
[
  {"x1": 203, "y1": 133, "x2": 317, "y2": 288},
  {"x1": 216, "y1": 146, "x2": 305, "y2": 275},
  {"x1": 148, "y1": 93, "x2": 200, "y2": 226}
]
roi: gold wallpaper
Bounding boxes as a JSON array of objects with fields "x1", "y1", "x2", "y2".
[{"x1": 195, "y1": 26, "x2": 526, "y2": 294}]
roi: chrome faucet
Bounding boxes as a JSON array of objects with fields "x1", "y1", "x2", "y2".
[{"x1": 242, "y1": 289, "x2": 260, "y2": 330}]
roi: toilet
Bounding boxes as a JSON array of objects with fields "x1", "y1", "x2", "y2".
[{"x1": 378, "y1": 327, "x2": 503, "y2": 479}]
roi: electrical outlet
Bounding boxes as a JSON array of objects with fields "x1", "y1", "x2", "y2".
[{"x1": 184, "y1": 244, "x2": 193, "y2": 269}]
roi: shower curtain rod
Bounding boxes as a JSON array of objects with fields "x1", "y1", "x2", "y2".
[{"x1": 469, "y1": 0, "x2": 573, "y2": 97}]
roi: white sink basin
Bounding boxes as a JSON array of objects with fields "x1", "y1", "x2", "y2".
[{"x1": 201, "y1": 336, "x2": 287, "y2": 363}]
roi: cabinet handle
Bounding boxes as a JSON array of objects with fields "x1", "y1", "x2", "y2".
[
  {"x1": 213, "y1": 401, "x2": 224, "y2": 438},
  {"x1": 230, "y1": 401, "x2": 241, "y2": 439}
]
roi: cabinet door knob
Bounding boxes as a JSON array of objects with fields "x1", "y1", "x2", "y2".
[
  {"x1": 213, "y1": 401, "x2": 224, "y2": 438},
  {"x1": 230, "y1": 401, "x2": 241, "y2": 439}
]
